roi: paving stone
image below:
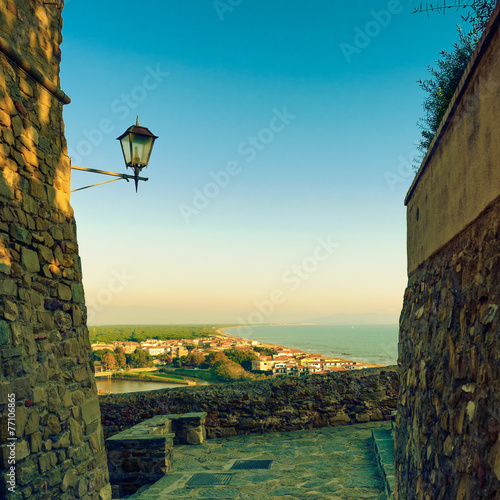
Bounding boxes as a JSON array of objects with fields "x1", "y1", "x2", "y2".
[
  {"x1": 272, "y1": 486, "x2": 303, "y2": 496},
  {"x1": 195, "y1": 488, "x2": 241, "y2": 498},
  {"x1": 136, "y1": 422, "x2": 387, "y2": 500}
]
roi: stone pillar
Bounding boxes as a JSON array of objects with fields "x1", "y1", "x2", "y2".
[
  {"x1": 168, "y1": 412, "x2": 207, "y2": 445},
  {"x1": 106, "y1": 416, "x2": 174, "y2": 497},
  {"x1": 0, "y1": 1, "x2": 110, "y2": 498}
]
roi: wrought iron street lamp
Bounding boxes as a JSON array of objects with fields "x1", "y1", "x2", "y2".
[
  {"x1": 71, "y1": 117, "x2": 158, "y2": 193},
  {"x1": 117, "y1": 117, "x2": 158, "y2": 192}
]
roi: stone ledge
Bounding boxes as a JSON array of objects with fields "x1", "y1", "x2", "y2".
[
  {"x1": 372, "y1": 425, "x2": 395, "y2": 500},
  {"x1": 106, "y1": 415, "x2": 175, "y2": 443}
]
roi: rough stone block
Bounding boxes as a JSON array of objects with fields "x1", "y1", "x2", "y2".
[
  {"x1": 187, "y1": 427, "x2": 204, "y2": 445},
  {"x1": 3, "y1": 300, "x2": 18, "y2": 321},
  {"x1": 69, "y1": 418, "x2": 83, "y2": 446},
  {"x1": 58, "y1": 283, "x2": 72, "y2": 301},
  {"x1": 0, "y1": 320, "x2": 11, "y2": 345},
  {"x1": 0, "y1": 279, "x2": 17, "y2": 295},
  {"x1": 24, "y1": 409, "x2": 40, "y2": 435},
  {"x1": 81, "y1": 398, "x2": 100, "y2": 426},
  {"x1": 16, "y1": 439, "x2": 30, "y2": 461},
  {"x1": 168, "y1": 412, "x2": 207, "y2": 445},
  {"x1": 11, "y1": 114, "x2": 23, "y2": 137},
  {"x1": 16, "y1": 458, "x2": 38, "y2": 486},
  {"x1": 21, "y1": 247, "x2": 40, "y2": 272},
  {"x1": 72, "y1": 282, "x2": 85, "y2": 303}
]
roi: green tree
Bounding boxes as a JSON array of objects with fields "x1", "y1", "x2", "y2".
[
  {"x1": 115, "y1": 352, "x2": 127, "y2": 369},
  {"x1": 125, "y1": 349, "x2": 153, "y2": 368},
  {"x1": 92, "y1": 349, "x2": 113, "y2": 362},
  {"x1": 414, "y1": 1, "x2": 496, "y2": 158},
  {"x1": 254, "y1": 346, "x2": 275, "y2": 356},
  {"x1": 223, "y1": 349, "x2": 258, "y2": 371},
  {"x1": 185, "y1": 351, "x2": 206, "y2": 367},
  {"x1": 102, "y1": 352, "x2": 117, "y2": 371},
  {"x1": 159, "y1": 354, "x2": 173, "y2": 365},
  {"x1": 205, "y1": 351, "x2": 229, "y2": 367},
  {"x1": 210, "y1": 360, "x2": 253, "y2": 382},
  {"x1": 417, "y1": 27, "x2": 478, "y2": 153}
]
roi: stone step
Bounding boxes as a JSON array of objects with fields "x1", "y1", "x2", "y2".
[{"x1": 372, "y1": 425, "x2": 395, "y2": 500}]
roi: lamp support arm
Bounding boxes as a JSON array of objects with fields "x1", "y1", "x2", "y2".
[
  {"x1": 70, "y1": 165, "x2": 148, "y2": 193},
  {"x1": 71, "y1": 165, "x2": 148, "y2": 181}
]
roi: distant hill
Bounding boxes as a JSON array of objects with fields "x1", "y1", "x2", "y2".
[{"x1": 307, "y1": 313, "x2": 398, "y2": 325}]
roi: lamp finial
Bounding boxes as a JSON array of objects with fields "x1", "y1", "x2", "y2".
[{"x1": 136, "y1": 116, "x2": 140, "y2": 126}]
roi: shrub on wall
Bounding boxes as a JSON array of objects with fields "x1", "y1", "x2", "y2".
[{"x1": 414, "y1": 0, "x2": 496, "y2": 159}]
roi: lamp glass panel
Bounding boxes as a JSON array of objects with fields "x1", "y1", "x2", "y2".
[
  {"x1": 130, "y1": 133, "x2": 155, "y2": 166},
  {"x1": 120, "y1": 135, "x2": 132, "y2": 166}
]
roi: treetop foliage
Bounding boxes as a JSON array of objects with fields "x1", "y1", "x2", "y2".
[
  {"x1": 414, "y1": 0, "x2": 496, "y2": 160},
  {"x1": 89, "y1": 324, "x2": 231, "y2": 343},
  {"x1": 413, "y1": 1, "x2": 496, "y2": 32}
]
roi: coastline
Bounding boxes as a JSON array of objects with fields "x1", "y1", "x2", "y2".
[
  {"x1": 216, "y1": 326, "x2": 300, "y2": 353},
  {"x1": 215, "y1": 325, "x2": 387, "y2": 369}
]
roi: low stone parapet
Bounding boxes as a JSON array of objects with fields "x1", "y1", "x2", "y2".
[
  {"x1": 105, "y1": 413, "x2": 207, "y2": 497},
  {"x1": 168, "y1": 412, "x2": 207, "y2": 445},
  {"x1": 99, "y1": 368, "x2": 399, "y2": 441},
  {"x1": 106, "y1": 416, "x2": 174, "y2": 498}
]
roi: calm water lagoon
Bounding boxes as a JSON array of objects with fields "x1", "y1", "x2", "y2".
[{"x1": 95, "y1": 378, "x2": 209, "y2": 394}]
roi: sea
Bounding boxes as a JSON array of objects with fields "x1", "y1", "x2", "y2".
[{"x1": 223, "y1": 324, "x2": 399, "y2": 366}]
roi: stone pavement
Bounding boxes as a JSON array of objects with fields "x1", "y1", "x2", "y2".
[{"x1": 130, "y1": 421, "x2": 391, "y2": 500}]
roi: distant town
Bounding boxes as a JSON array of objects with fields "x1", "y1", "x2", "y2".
[{"x1": 91, "y1": 332, "x2": 383, "y2": 380}]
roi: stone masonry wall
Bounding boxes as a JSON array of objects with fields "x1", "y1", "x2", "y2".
[
  {"x1": 396, "y1": 198, "x2": 500, "y2": 499},
  {"x1": 99, "y1": 368, "x2": 399, "y2": 440},
  {"x1": 396, "y1": 4, "x2": 500, "y2": 498},
  {"x1": 0, "y1": 2, "x2": 110, "y2": 499}
]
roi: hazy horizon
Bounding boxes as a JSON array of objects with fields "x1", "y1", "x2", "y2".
[{"x1": 87, "y1": 312, "x2": 400, "y2": 327}]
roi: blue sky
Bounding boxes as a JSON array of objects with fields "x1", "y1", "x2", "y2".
[{"x1": 60, "y1": 0, "x2": 468, "y2": 325}]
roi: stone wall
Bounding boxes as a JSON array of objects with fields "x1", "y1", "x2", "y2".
[
  {"x1": 397, "y1": 198, "x2": 500, "y2": 499},
  {"x1": 396, "y1": 4, "x2": 500, "y2": 499},
  {"x1": 0, "y1": 2, "x2": 110, "y2": 498},
  {"x1": 99, "y1": 368, "x2": 399, "y2": 440}
]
